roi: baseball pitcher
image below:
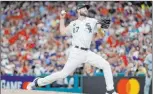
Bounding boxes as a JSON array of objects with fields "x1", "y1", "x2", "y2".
[{"x1": 27, "y1": 3, "x2": 118, "y2": 94}]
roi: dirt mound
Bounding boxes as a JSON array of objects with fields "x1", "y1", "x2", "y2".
[{"x1": 1, "y1": 89, "x2": 79, "y2": 94}]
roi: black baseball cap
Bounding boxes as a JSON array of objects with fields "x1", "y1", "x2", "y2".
[{"x1": 77, "y1": 3, "x2": 90, "y2": 10}]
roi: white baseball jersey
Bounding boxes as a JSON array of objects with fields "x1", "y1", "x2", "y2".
[
  {"x1": 66, "y1": 17, "x2": 98, "y2": 48},
  {"x1": 144, "y1": 53, "x2": 152, "y2": 71}
]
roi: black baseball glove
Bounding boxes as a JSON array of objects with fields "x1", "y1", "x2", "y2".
[{"x1": 99, "y1": 16, "x2": 111, "y2": 29}]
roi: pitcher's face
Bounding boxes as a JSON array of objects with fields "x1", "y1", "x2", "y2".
[{"x1": 78, "y1": 7, "x2": 88, "y2": 17}]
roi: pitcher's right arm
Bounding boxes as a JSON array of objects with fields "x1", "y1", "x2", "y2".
[{"x1": 60, "y1": 12, "x2": 70, "y2": 35}]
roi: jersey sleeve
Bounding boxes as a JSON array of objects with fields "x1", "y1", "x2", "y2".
[{"x1": 93, "y1": 18, "x2": 99, "y2": 33}]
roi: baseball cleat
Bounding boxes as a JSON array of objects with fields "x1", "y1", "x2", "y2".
[
  {"x1": 27, "y1": 78, "x2": 40, "y2": 90},
  {"x1": 105, "y1": 89, "x2": 118, "y2": 94}
]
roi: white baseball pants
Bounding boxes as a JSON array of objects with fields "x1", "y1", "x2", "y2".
[
  {"x1": 37, "y1": 46, "x2": 114, "y2": 91},
  {"x1": 144, "y1": 70, "x2": 152, "y2": 94}
]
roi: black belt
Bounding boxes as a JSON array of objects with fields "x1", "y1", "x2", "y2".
[{"x1": 75, "y1": 46, "x2": 88, "y2": 51}]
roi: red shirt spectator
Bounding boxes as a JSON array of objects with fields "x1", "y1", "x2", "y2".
[
  {"x1": 9, "y1": 34, "x2": 18, "y2": 45},
  {"x1": 4, "y1": 29, "x2": 10, "y2": 35},
  {"x1": 30, "y1": 27, "x2": 38, "y2": 35},
  {"x1": 100, "y1": 8, "x2": 109, "y2": 16},
  {"x1": 120, "y1": 55, "x2": 128, "y2": 66},
  {"x1": 117, "y1": 7, "x2": 124, "y2": 13}
]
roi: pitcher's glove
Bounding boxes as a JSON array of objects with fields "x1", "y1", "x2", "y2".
[{"x1": 99, "y1": 16, "x2": 111, "y2": 29}]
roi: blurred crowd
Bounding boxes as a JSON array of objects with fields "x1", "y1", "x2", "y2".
[{"x1": 1, "y1": 1, "x2": 152, "y2": 79}]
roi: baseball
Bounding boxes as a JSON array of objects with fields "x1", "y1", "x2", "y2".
[{"x1": 61, "y1": 10, "x2": 66, "y2": 15}]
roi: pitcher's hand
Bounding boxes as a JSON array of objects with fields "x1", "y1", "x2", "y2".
[{"x1": 60, "y1": 10, "x2": 66, "y2": 19}]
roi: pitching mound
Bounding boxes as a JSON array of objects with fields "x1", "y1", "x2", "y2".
[{"x1": 1, "y1": 89, "x2": 79, "y2": 94}]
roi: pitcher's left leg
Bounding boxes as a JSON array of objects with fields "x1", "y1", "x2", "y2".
[{"x1": 86, "y1": 51, "x2": 117, "y2": 94}]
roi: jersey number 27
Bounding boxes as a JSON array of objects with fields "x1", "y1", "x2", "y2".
[
  {"x1": 73, "y1": 27, "x2": 79, "y2": 33},
  {"x1": 73, "y1": 23, "x2": 79, "y2": 33}
]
